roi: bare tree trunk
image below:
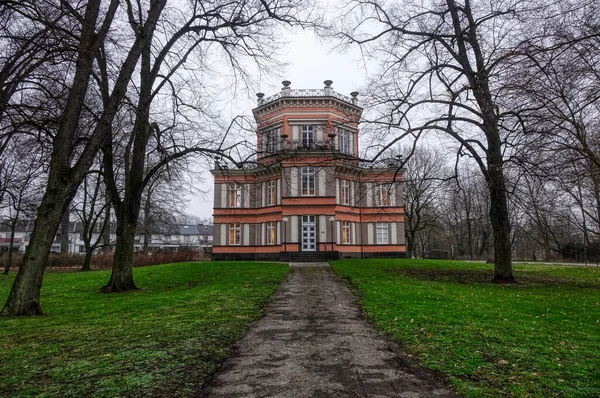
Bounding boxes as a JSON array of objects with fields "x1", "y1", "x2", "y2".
[
  {"x1": 103, "y1": 200, "x2": 111, "y2": 253},
  {"x1": 81, "y1": 250, "x2": 93, "y2": 271},
  {"x1": 60, "y1": 209, "x2": 70, "y2": 254},
  {"x1": 2, "y1": 223, "x2": 16, "y2": 275},
  {"x1": 487, "y1": 157, "x2": 513, "y2": 280},
  {"x1": 466, "y1": 212, "x2": 474, "y2": 260},
  {"x1": 101, "y1": 215, "x2": 138, "y2": 292},
  {"x1": 544, "y1": 234, "x2": 551, "y2": 262},
  {"x1": 407, "y1": 231, "x2": 416, "y2": 259},
  {"x1": 143, "y1": 192, "x2": 151, "y2": 253},
  {"x1": 1, "y1": 183, "x2": 75, "y2": 315}
]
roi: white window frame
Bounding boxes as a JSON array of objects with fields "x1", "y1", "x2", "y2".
[
  {"x1": 229, "y1": 223, "x2": 241, "y2": 245},
  {"x1": 229, "y1": 183, "x2": 242, "y2": 208},
  {"x1": 339, "y1": 129, "x2": 350, "y2": 154},
  {"x1": 341, "y1": 221, "x2": 351, "y2": 244},
  {"x1": 265, "y1": 128, "x2": 278, "y2": 153},
  {"x1": 267, "y1": 222, "x2": 276, "y2": 245},
  {"x1": 302, "y1": 215, "x2": 316, "y2": 223},
  {"x1": 267, "y1": 180, "x2": 276, "y2": 206},
  {"x1": 341, "y1": 179, "x2": 350, "y2": 205},
  {"x1": 375, "y1": 184, "x2": 389, "y2": 207},
  {"x1": 376, "y1": 222, "x2": 389, "y2": 244},
  {"x1": 301, "y1": 125, "x2": 315, "y2": 148},
  {"x1": 301, "y1": 167, "x2": 316, "y2": 196}
]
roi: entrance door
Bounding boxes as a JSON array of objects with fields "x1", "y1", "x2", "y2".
[{"x1": 301, "y1": 215, "x2": 316, "y2": 251}]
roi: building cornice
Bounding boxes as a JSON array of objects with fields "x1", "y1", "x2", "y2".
[{"x1": 253, "y1": 96, "x2": 362, "y2": 119}]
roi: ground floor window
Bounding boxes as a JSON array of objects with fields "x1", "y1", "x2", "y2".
[
  {"x1": 229, "y1": 223, "x2": 241, "y2": 245},
  {"x1": 341, "y1": 221, "x2": 350, "y2": 244},
  {"x1": 267, "y1": 222, "x2": 276, "y2": 245},
  {"x1": 376, "y1": 222, "x2": 388, "y2": 244}
]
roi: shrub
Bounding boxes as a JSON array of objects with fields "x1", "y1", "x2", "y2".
[
  {"x1": 0, "y1": 252, "x2": 23, "y2": 269},
  {"x1": 0, "y1": 250, "x2": 208, "y2": 271}
]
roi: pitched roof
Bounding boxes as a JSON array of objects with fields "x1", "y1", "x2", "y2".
[
  {"x1": 196, "y1": 224, "x2": 214, "y2": 235},
  {"x1": 178, "y1": 225, "x2": 200, "y2": 235}
]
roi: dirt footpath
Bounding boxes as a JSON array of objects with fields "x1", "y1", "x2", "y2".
[{"x1": 200, "y1": 263, "x2": 458, "y2": 398}]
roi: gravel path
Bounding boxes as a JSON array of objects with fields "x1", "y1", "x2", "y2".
[{"x1": 200, "y1": 263, "x2": 458, "y2": 398}]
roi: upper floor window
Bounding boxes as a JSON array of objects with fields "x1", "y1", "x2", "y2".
[
  {"x1": 229, "y1": 183, "x2": 242, "y2": 207},
  {"x1": 339, "y1": 129, "x2": 350, "y2": 154},
  {"x1": 341, "y1": 221, "x2": 351, "y2": 244},
  {"x1": 267, "y1": 180, "x2": 276, "y2": 206},
  {"x1": 229, "y1": 223, "x2": 241, "y2": 245},
  {"x1": 264, "y1": 129, "x2": 278, "y2": 153},
  {"x1": 301, "y1": 125, "x2": 315, "y2": 148},
  {"x1": 341, "y1": 179, "x2": 350, "y2": 205},
  {"x1": 376, "y1": 222, "x2": 389, "y2": 244},
  {"x1": 267, "y1": 222, "x2": 276, "y2": 245},
  {"x1": 375, "y1": 185, "x2": 389, "y2": 206},
  {"x1": 301, "y1": 167, "x2": 315, "y2": 196}
]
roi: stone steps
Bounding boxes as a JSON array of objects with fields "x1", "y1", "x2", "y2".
[{"x1": 289, "y1": 252, "x2": 328, "y2": 263}]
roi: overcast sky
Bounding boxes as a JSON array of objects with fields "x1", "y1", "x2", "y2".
[{"x1": 186, "y1": 28, "x2": 369, "y2": 220}]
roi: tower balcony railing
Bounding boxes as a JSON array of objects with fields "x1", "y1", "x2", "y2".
[
  {"x1": 213, "y1": 149, "x2": 403, "y2": 171},
  {"x1": 261, "y1": 139, "x2": 356, "y2": 157},
  {"x1": 261, "y1": 89, "x2": 355, "y2": 105},
  {"x1": 289, "y1": 139, "x2": 331, "y2": 151}
]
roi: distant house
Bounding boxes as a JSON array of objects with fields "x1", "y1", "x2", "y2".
[
  {"x1": 135, "y1": 223, "x2": 214, "y2": 252},
  {"x1": 0, "y1": 221, "x2": 33, "y2": 252},
  {"x1": 197, "y1": 224, "x2": 214, "y2": 253},
  {"x1": 1, "y1": 220, "x2": 213, "y2": 254}
]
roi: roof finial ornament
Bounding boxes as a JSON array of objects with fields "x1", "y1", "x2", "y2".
[
  {"x1": 324, "y1": 80, "x2": 333, "y2": 96},
  {"x1": 281, "y1": 80, "x2": 291, "y2": 97}
]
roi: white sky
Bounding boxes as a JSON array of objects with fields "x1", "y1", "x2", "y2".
[{"x1": 186, "y1": 28, "x2": 370, "y2": 220}]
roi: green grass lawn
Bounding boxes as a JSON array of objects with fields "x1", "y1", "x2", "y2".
[
  {"x1": 332, "y1": 259, "x2": 600, "y2": 398},
  {"x1": 0, "y1": 262, "x2": 288, "y2": 397}
]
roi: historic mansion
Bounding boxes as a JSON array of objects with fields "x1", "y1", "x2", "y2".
[{"x1": 211, "y1": 81, "x2": 405, "y2": 261}]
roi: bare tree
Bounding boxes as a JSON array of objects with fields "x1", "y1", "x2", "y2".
[
  {"x1": 1, "y1": 0, "x2": 168, "y2": 316},
  {"x1": 101, "y1": 0, "x2": 310, "y2": 292},
  {"x1": 72, "y1": 164, "x2": 110, "y2": 271},
  {"x1": 439, "y1": 165, "x2": 491, "y2": 260},
  {"x1": 1, "y1": 137, "x2": 44, "y2": 274},
  {"x1": 139, "y1": 171, "x2": 187, "y2": 253},
  {"x1": 399, "y1": 146, "x2": 448, "y2": 258},
  {"x1": 332, "y1": 0, "x2": 577, "y2": 280}
]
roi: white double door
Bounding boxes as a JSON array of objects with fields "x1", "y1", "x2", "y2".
[{"x1": 301, "y1": 215, "x2": 317, "y2": 251}]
